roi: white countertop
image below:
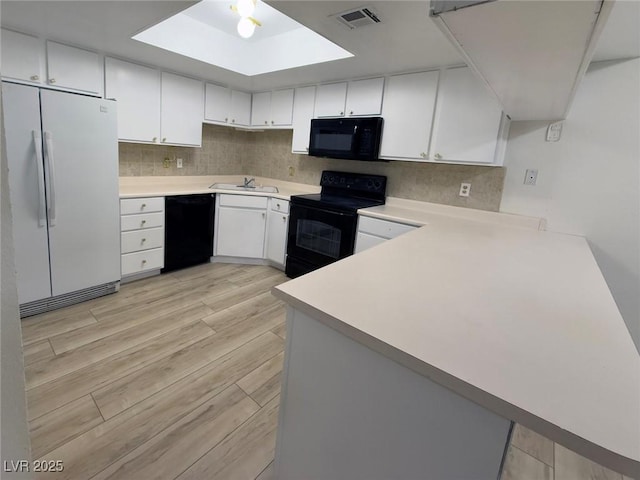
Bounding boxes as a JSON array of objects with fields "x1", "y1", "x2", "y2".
[
  {"x1": 119, "y1": 175, "x2": 320, "y2": 199},
  {"x1": 273, "y1": 211, "x2": 640, "y2": 476}
]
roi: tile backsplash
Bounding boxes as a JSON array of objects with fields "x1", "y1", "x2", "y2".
[{"x1": 119, "y1": 124, "x2": 505, "y2": 211}]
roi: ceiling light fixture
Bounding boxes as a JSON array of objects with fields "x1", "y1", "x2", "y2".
[{"x1": 231, "y1": 0, "x2": 261, "y2": 39}]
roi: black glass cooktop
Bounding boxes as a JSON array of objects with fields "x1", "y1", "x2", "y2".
[{"x1": 290, "y1": 193, "x2": 384, "y2": 212}]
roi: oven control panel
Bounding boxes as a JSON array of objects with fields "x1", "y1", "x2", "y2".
[{"x1": 320, "y1": 171, "x2": 387, "y2": 196}]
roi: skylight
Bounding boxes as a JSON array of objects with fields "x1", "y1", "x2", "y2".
[{"x1": 132, "y1": 0, "x2": 354, "y2": 76}]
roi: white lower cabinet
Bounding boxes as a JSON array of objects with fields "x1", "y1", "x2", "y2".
[
  {"x1": 120, "y1": 197, "x2": 165, "y2": 277},
  {"x1": 215, "y1": 194, "x2": 268, "y2": 258},
  {"x1": 266, "y1": 199, "x2": 290, "y2": 267},
  {"x1": 355, "y1": 216, "x2": 418, "y2": 253}
]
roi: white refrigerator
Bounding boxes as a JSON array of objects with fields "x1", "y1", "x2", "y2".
[{"x1": 2, "y1": 82, "x2": 120, "y2": 316}]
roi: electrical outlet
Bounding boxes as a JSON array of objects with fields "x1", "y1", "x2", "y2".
[
  {"x1": 163, "y1": 157, "x2": 170, "y2": 168},
  {"x1": 177, "y1": 158, "x2": 183, "y2": 169},
  {"x1": 524, "y1": 169, "x2": 538, "y2": 186},
  {"x1": 459, "y1": 183, "x2": 471, "y2": 197},
  {"x1": 546, "y1": 121, "x2": 562, "y2": 142}
]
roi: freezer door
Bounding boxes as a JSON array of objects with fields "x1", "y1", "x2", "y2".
[
  {"x1": 40, "y1": 89, "x2": 120, "y2": 296},
  {"x1": 1, "y1": 82, "x2": 52, "y2": 303}
]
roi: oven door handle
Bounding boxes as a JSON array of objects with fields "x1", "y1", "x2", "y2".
[{"x1": 291, "y1": 204, "x2": 357, "y2": 217}]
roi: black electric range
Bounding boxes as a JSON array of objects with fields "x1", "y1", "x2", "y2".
[{"x1": 285, "y1": 171, "x2": 387, "y2": 278}]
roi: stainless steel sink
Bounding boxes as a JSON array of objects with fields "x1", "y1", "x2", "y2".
[{"x1": 209, "y1": 183, "x2": 279, "y2": 193}]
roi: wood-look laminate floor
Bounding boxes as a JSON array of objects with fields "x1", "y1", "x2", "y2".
[
  {"x1": 22, "y1": 263, "x2": 286, "y2": 480},
  {"x1": 22, "y1": 262, "x2": 629, "y2": 480}
]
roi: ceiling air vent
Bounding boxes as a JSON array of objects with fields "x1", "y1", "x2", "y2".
[{"x1": 333, "y1": 7, "x2": 381, "y2": 29}]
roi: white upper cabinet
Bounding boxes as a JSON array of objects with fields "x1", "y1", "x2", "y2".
[
  {"x1": 345, "y1": 77, "x2": 384, "y2": 116},
  {"x1": 291, "y1": 86, "x2": 316, "y2": 154},
  {"x1": 314, "y1": 82, "x2": 347, "y2": 117},
  {"x1": 105, "y1": 57, "x2": 161, "y2": 144},
  {"x1": 430, "y1": 66, "x2": 508, "y2": 164},
  {"x1": 251, "y1": 92, "x2": 271, "y2": 127},
  {"x1": 204, "y1": 83, "x2": 231, "y2": 123},
  {"x1": 270, "y1": 89, "x2": 294, "y2": 126},
  {"x1": 251, "y1": 89, "x2": 294, "y2": 127},
  {"x1": 379, "y1": 71, "x2": 439, "y2": 160},
  {"x1": 205, "y1": 84, "x2": 251, "y2": 126},
  {"x1": 314, "y1": 78, "x2": 384, "y2": 118},
  {"x1": 1, "y1": 29, "x2": 43, "y2": 84},
  {"x1": 46, "y1": 41, "x2": 103, "y2": 96},
  {"x1": 160, "y1": 72, "x2": 203, "y2": 146},
  {"x1": 230, "y1": 90, "x2": 251, "y2": 126}
]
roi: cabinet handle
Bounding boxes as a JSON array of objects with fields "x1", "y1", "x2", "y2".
[
  {"x1": 434, "y1": 153, "x2": 442, "y2": 160},
  {"x1": 30, "y1": 75, "x2": 39, "y2": 81},
  {"x1": 48, "y1": 78, "x2": 56, "y2": 84}
]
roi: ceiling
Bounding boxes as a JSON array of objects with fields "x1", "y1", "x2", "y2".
[{"x1": 0, "y1": 0, "x2": 638, "y2": 93}]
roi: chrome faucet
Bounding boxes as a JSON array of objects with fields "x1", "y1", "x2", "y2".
[{"x1": 243, "y1": 177, "x2": 256, "y2": 188}]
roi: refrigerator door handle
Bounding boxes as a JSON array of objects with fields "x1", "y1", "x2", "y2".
[
  {"x1": 32, "y1": 130, "x2": 47, "y2": 227},
  {"x1": 43, "y1": 131, "x2": 57, "y2": 226}
]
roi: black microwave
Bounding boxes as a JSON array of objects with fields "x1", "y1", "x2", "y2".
[{"x1": 308, "y1": 117, "x2": 384, "y2": 161}]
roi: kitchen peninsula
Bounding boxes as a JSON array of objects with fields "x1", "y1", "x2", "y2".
[{"x1": 272, "y1": 205, "x2": 640, "y2": 479}]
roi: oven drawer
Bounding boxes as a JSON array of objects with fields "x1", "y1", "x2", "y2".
[
  {"x1": 218, "y1": 194, "x2": 268, "y2": 209},
  {"x1": 357, "y1": 215, "x2": 417, "y2": 240},
  {"x1": 271, "y1": 199, "x2": 290, "y2": 214},
  {"x1": 120, "y1": 197, "x2": 164, "y2": 215}
]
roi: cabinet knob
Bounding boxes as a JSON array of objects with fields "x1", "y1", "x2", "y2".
[
  {"x1": 141, "y1": 203, "x2": 146, "y2": 209},
  {"x1": 141, "y1": 220, "x2": 146, "y2": 226},
  {"x1": 271, "y1": 120, "x2": 274, "y2": 125},
  {"x1": 283, "y1": 216, "x2": 286, "y2": 222},
  {"x1": 340, "y1": 111, "x2": 344, "y2": 116},
  {"x1": 420, "y1": 152, "x2": 427, "y2": 158},
  {"x1": 162, "y1": 137, "x2": 167, "y2": 143},
  {"x1": 225, "y1": 117, "x2": 228, "y2": 122},
  {"x1": 277, "y1": 203, "x2": 280, "y2": 208},
  {"x1": 434, "y1": 153, "x2": 442, "y2": 160},
  {"x1": 141, "y1": 238, "x2": 146, "y2": 243},
  {"x1": 141, "y1": 259, "x2": 147, "y2": 264},
  {"x1": 30, "y1": 75, "x2": 39, "y2": 81},
  {"x1": 350, "y1": 111, "x2": 354, "y2": 115},
  {"x1": 264, "y1": 120, "x2": 268, "y2": 125},
  {"x1": 231, "y1": 119, "x2": 235, "y2": 123},
  {"x1": 48, "y1": 78, "x2": 56, "y2": 84},
  {"x1": 152, "y1": 137, "x2": 157, "y2": 142},
  {"x1": 262, "y1": 212, "x2": 265, "y2": 218}
]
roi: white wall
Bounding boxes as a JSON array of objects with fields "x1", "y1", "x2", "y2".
[
  {"x1": 500, "y1": 58, "x2": 640, "y2": 352},
  {"x1": 0, "y1": 85, "x2": 32, "y2": 477}
]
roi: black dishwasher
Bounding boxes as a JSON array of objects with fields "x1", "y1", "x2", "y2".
[{"x1": 162, "y1": 194, "x2": 215, "y2": 273}]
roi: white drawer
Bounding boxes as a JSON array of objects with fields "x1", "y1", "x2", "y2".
[
  {"x1": 270, "y1": 198, "x2": 290, "y2": 214},
  {"x1": 121, "y1": 197, "x2": 164, "y2": 215},
  {"x1": 121, "y1": 227, "x2": 164, "y2": 254},
  {"x1": 121, "y1": 248, "x2": 164, "y2": 276},
  {"x1": 121, "y1": 212, "x2": 164, "y2": 232},
  {"x1": 218, "y1": 194, "x2": 268, "y2": 209},
  {"x1": 358, "y1": 216, "x2": 417, "y2": 240}
]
